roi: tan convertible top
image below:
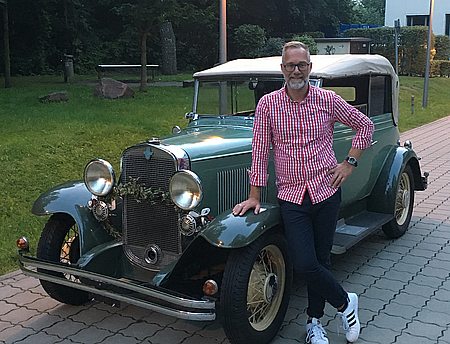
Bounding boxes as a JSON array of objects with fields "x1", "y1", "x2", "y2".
[
  {"x1": 193, "y1": 54, "x2": 399, "y2": 123},
  {"x1": 194, "y1": 54, "x2": 396, "y2": 79}
]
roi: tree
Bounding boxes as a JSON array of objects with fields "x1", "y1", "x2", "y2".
[
  {"x1": 171, "y1": 1, "x2": 218, "y2": 71},
  {"x1": 229, "y1": 0, "x2": 354, "y2": 38},
  {"x1": 1, "y1": 0, "x2": 11, "y2": 87},
  {"x1": 352, "y1": 0, "x2": 385, "y2": 25},
  {"x1": 232, "y1": 24, "x2": 266, "y2": 58},
  {"x1": 114, "y1": 0, "x2": 175, "y2": 91}
]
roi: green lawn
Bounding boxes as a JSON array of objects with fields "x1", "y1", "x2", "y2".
[
  {"x1": 398, "y1": 76, "x2": 450, "y2": 132},
  {"x1": 0, "y1": 75, "x2": 192, "y2": 275},
  {"x1": 0, "y1": 74, "x2": 449, "y2": 275}
]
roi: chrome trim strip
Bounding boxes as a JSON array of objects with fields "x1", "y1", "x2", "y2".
[
  {"x1": 193, "y1": 79, "x2": 199, "y2": 114},
  {"x1": 121, "y1": 143, "x2": 190, "y2": 173},
  {"x1": 19, "y1": 255, "x2": 215, "y2": 321},
  {"x1": 191, "y1": 150, "x2": 252, "y2": 162}
]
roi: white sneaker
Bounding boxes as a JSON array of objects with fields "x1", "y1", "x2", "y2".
[
  {"x1": 306, "y1": 318, "x2": 329, "y2": 344},
  {"x1": 338, "y1": 292, "x2": 360, "y2": 342}
]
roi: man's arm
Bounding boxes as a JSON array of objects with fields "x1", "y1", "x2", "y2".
[
  {"x1": 328, "y1": 94, "x2": 375, "y2": 188},
  {"x1": 233, "y1": 95, "x2": 271, "y2": 216},
  {"x1": 328, "y1": 147, "x2": 364, "y2": 188}
]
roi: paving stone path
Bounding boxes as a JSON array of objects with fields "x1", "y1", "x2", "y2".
[{"x1": 1, "y1": 116, "x2": 450, "y2": 344}]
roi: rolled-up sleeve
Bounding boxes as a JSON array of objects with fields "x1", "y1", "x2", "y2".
[
  {"x1": 333, "y1": 93, "x2": 374, "y2": 150},
  {"x1": 249, "y1": 95, "x2": 272, "y2": 186}
]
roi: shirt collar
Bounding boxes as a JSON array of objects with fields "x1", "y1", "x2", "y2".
[{"x1": 283, "y1": 84, "x2": 314, "y2": 103}]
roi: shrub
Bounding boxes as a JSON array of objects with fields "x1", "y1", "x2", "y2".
[
  {"x1": 291, "y1": 35, "x2": 318, "y2": 55},
  {"x1": 232, "y1": 24, "x2": 267, "y2": 58},
  {"x1": 259, "y1": 37, "x2": 285, "y2": 57},
  {"x1": 435, "y1": 35, "x2": 450, "y2": 61},
  {"x1": 437, "y1": 60, "x2": 450, "y2": 77},
  {"x1": 344, "y1": 26, "x2": 433, "y2": 76},
  {"x1": 431, "y1": 60, "x2": 441, "y2": 77}
]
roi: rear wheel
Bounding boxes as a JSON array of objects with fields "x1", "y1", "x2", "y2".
[
  {"x1": 220, "y1": 232, "x2": 292, "y2": 344},
  {"x1": 37, "y1": 214, "x2": 90, "y2": 305},
  {"x1": 382, "y1": 165, "x2": 415, "y2": 238}
]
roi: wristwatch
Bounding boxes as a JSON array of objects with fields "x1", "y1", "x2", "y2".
[{"x1": 345, "y1": 156, "x2": 358, "y2": 167}]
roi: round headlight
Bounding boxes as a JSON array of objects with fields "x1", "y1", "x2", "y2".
[
  {"x1": 169, "y1": 170, "x2": 202, "y2": 210},
  {"x1": 84, "y1": 159, "x2": 116, "y2": 196}
]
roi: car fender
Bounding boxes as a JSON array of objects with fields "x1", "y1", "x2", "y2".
[
  {"x1": 154, "y1": 204, "x2": 282, "y2": 287},
  {"x1": 368, "y1": 146, "x2": 422, "y2": 214},
  {"x1": 32, "y1": 181, "x2": 112, "y2": 255},
  {"x1": 200, "y1": 203, "x2": 282, "y2": 248}
]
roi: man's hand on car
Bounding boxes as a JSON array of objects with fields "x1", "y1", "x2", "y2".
[{"x1": 233, "y1": 198, "x2": 261, "y2": 216}]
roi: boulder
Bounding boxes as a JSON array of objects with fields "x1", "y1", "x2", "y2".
[
  {"x1": 94, "y1": 78, "x2": 135, "y2": 99},
  {"x1": 39, "y1": 91, "x2": 69, "y2": 103}
]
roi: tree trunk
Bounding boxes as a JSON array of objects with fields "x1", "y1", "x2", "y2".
[
  {"x1": 139, "y1": 31, "x2": 148, "y2": 92},
  {"x1": 160, "y1": 21, "x2": 177, "y2": 75},
  {"x1": 2, "y1": 1, "x2": 11, "y2": 88}
]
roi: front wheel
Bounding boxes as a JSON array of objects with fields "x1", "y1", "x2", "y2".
[
  {"x1": 382, "y1": 165, "x2": 415, "y2": 238},
  {"x1": 220, "y1": 231, "x2": 292, "y2": 344},
  {"x1": 37, "y1": 214, "x2": 90, "y2": 305}
]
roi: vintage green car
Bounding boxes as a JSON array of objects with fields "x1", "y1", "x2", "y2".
[{"x1": 17, "y1": 54, "x2": 428, "y2": 344}]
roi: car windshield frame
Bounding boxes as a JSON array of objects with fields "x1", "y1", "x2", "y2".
[{"x1": 191, "y1": 77, "x2": 322, "y2": 117}]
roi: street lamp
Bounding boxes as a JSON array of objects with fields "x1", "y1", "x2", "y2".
[
  {"x1": 219, "y1": 0, "x2": 227, "y2": 64},
  {"x1": 422, "y1": 0, "x2": 435, "y2": 108},
  {"x1": 219, "y1": 0, "x2": 227, "y2": 113},
  {"x1": 394, "y1": 19, "x2": 400, "y2": 75}
]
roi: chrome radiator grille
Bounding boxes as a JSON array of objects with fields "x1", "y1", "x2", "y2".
[
  {"x1": 121, "y1": 145, "x2": 180, "y2": 271},
  {"x1": 217, "y1": 167, "x2": 267, "y2": 214}
]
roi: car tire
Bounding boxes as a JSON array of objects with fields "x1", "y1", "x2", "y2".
[
  {"x1": 220, "y1": 231, "x2": 292, "y2": 344},
  {"x1": 37, "y1": 214, "x2": 90, "y2": 305},
  {"x1": 382, "y1": 165, "x2": 415, "y2": 238}
]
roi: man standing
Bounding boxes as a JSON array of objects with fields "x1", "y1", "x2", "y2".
[{"x1": 233, "y1": 41, "x2": 374, "y2": 343}]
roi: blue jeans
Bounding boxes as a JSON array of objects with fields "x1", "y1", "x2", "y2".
[{"x1": 279, "y1": 189, "x2": 347, "y2": 319}]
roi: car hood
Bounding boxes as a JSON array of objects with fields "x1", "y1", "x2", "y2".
[{"x1": 162, "y1": 120, "x2": 253, "y2": 161}]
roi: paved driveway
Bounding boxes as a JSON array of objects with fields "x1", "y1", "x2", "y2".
[{"x1": 1, "y1": 116, "x2": 450, "y2": 344}]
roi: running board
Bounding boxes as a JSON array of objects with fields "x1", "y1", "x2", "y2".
[{"x1": 331, "y1": 211, "x2": 393, "y2": 254}]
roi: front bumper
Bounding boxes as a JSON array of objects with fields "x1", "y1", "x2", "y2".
[{"x1": 18, "y1": 252, "x2": 216, "y2": 321}]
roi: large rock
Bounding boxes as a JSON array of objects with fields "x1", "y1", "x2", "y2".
[
  {"x1": 94, "y1": 78, "x2": 135, "y2": 99},
  {"x1": 39, "y1": 91, "x2": 69, "y2": 103}
]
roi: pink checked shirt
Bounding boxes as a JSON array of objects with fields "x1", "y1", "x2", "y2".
[{"x1": 250, "y1": 85, "x2": 374, "y2": 205}]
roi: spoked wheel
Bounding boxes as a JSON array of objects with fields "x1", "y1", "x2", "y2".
[
  {"x1": 37, "y1": 214, "x2": 90, "y2": 305},
  {"x1": 382, "y1": 165, "x2": 415, "y2": 238},
  {"x1": 220, "y1": 232, "x2": 292, "y2": 344}
]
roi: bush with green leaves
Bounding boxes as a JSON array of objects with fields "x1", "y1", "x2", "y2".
[
  {"x1": 291, "y1": 35, "x2": 318, "y2": 55},
  {"x1": 259, "y1": 37, "x2": 285, "y2": 57},
  {"x1": 232, "y1": 24, "x2": 267, "y2": 58},
  {"x1": 432, "y1": 60, "x2": 450, "y2": 77},
  {"x1": 441, "y1": 61, "x2": 450, "y2": 77},
  {"x1": 344, "y1": 26, "x2": 432, "y2": 76},
  {"x1": 435, "y1": 35, "x2": 450, "y2": 61}
]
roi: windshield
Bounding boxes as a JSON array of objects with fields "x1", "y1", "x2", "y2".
[
  {"x1": 195, "y1": 79, "x2": 284, "y2": 116},
  {"x1": 194, "y1": 78, "x2": 324, "y2": 116}
]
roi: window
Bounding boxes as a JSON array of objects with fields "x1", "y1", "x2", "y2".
[
  {"x1": 322, "y1": 76, "x2": 369, "y2": 115},
  {"x1": 369, "y1": 76, "x2": 392, "y2": 117},
  {"x1": 322, "y1": 87, "x2": 356, "y2": 102},
  {"x1": 407, "y1": 15, "x2": 429, "y2": 27}
]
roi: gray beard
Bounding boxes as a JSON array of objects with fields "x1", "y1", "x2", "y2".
[{"x1": 287, "y1": 78, "x2": 308, "y2": 90}]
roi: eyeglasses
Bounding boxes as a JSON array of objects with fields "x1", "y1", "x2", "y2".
[{"x1": 283, "y1": 62, "x2": 310, "y2": 72}]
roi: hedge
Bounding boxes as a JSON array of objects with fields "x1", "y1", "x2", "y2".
[
  {"x1": 344, "y1": 26, "x2": 436, "y2": 76},
  {"x1": 432, "y1": 60, "x2": 450, "y2": 77}
]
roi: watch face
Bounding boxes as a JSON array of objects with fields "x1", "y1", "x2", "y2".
[{"x1": 346, "y1": 156, "x2": 358, "y2": 167}]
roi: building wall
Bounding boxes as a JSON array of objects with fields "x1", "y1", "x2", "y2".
[
  {"x1": 385, "y1": 0, "x2": 450, "y2": 36},
  {"x1": 316, "y1": 42, "x2": 351, "y2": 55}
]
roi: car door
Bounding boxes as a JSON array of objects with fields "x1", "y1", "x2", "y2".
[{"x1": 330, "y1": 75, "x2": 398, "y2": 208}]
